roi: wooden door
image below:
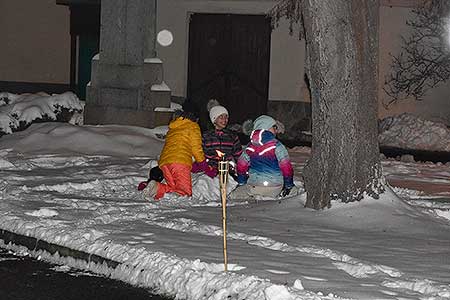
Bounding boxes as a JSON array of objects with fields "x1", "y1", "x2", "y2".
[{"x1": 187, "y1": 13, "x2": 271, "y2": 128}]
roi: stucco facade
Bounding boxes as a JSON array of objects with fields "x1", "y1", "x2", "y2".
[{"x1": 0, "y1": 0, "x2": 70, "y2": 84}]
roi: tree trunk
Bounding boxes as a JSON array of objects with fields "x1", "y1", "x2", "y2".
[{"x1": 302, "y1": 0, "x2": 385, "y2": 209}]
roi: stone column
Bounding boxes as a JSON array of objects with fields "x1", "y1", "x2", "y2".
[
  {"x1": 144, "y1": 0, "x2": 157, "y2": 58},
  {"x1": 85, "y1": 0, "x2": 171, "y2": 128}
]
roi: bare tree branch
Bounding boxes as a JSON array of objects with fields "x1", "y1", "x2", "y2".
[{"x1": 383, "y1": 0, "x2": 450, "y2": 106}]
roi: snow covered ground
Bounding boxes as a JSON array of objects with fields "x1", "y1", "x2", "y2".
[
  {"x1": 0, "y1": 121, "x2": 449, "y2": 300},
  {"x1": 0, "y1": 92, "x2": 449, "y2": 299}
]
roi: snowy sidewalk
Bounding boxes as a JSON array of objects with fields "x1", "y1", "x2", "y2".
[{"x1": 0, "y1": 123, "x2": 449, "y2": 300}]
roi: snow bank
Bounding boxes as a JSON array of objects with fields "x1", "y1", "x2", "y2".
[
  {"x1": 379, "y1": 113, "x2": 450, "y2": 152},
  {"x1": 0, "y1": 91, "x2": 83, "y2": 134},
  {"x1": 0, "y1": 122, "x2": 164, "y2": 157}
]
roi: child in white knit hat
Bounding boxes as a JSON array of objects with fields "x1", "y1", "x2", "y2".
[
  {"x1": 209, "y1": 104, "x2": 229, "y2": 127},
  {"x1": 192, "y1": 99, "x2": 242, "y2": 178}
]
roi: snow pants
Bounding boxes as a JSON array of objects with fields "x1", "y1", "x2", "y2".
[
  {"x1": 155, "y1": 163, "x2": 192, "y2": 200},
  {"x1": 229, "y1": 184, "x2": 283, "y2": 200}
]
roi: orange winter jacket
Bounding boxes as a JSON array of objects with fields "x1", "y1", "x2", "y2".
[{"x1": 158, "y1": 117, "x2": 205, "y2": 167}]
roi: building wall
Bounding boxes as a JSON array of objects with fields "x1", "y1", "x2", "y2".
[
  {"x1": 157, "y1": 1, "x2": 450, "y2": 125},
  {"x1": 0, "y1": 0, "x2": 70, "y2": 85}
]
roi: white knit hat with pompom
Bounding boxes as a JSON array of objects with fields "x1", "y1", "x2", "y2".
[{"x1": 207, "y1": 99, "x2": 228, "y2": 124}]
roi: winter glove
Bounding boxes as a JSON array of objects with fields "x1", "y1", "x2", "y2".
[
  {"x1": 280, "y1": 186, "x2": 292, "y2": 197},
  {"x1": 204, "y1": 165, "x2": 218, "y2": 178},
  {"x1": 192, "y1": 160, "x2": 209, "y2": 173},
  {"x1": 191, "y1": 161, "x2": 204, "y2": 173},
  {"x1": 137, "y1": 181, "x2": 148, "y2": 191},
  {"x1": 280, "y1": 185, "x2": 298, "y2": 198},
  {"x1": 193, "y1": 160, "x2": 217, "y2": 178}
]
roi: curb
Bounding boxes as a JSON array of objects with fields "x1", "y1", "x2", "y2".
[{"x1": 0, "y1": 229, "x2": 119, "y2": 269}]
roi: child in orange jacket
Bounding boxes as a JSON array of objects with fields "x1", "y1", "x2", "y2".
[{"x1": 145, "y1": 111, "x2": 215, "y2": 200}]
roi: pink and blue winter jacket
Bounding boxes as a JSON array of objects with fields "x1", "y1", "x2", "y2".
[{"x1": 236, "y1": 129, "x2": 294, "y2": 188}]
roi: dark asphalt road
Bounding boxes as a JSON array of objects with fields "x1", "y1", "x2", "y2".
[{"x1": 0, "y1": 247, "x2": 170, "y2": 300}]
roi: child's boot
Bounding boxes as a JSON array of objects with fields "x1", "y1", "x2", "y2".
[{"x1": 144, "y1": 180, "x2": 158, "y2": 199}]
